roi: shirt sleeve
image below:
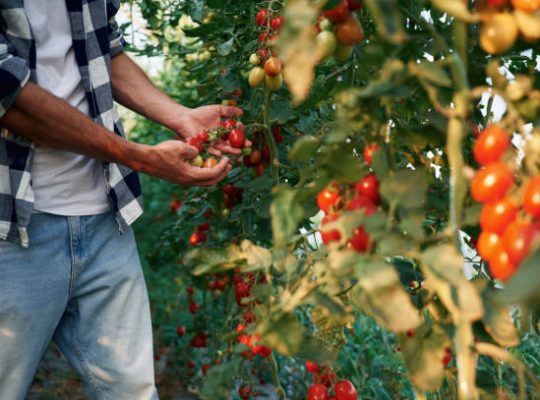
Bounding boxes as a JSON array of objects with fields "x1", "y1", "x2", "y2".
[
  {"x1": 0, "y1": 33, "x2": 30, "y2": 119},
  {"x1": 107, "y1": 2, "x2": 126, "y2": 57}
]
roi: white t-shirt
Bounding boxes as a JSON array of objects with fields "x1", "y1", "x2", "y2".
[{"x1": 25, "y1": 0, "x2": 110, "y2": 216}]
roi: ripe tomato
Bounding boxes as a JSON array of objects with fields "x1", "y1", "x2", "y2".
[
  {"x1": 250, "y1": 149, "x2": 262, "y2": 165},
  {"x1": 221, "y1": 118, "x2": 237, "y2": 131},
  {"x1": 239, "y1": 385, "x2": 252, "y2": 400},
  {"x1": 243, "y1": 155, "x2": 254, "y2": 167},
  {"x1": 334, "y1": 380, "x2": 358, "y2": 400},
  {"x1": 264, "y1": 57, "x2": 282, "y2": 77},
  {"x1": 258, "y1": 32, "x2": 267, "y2": 43},
  {"x1": 249, "y1": 67, "x2": 266, "y2": 88},
  {"x1": 305, "y1": 360, "x2": 319, "y2": 374},
  {"x1": 335, "y1": 13, "x2": 364, "y2": 45},
  {"x1": 176, "y1": 325, "x2": 186, "y2": 337},
  {"x1": 316, "y1": 30, "x2": 338, "y2": 63},
  {"x1": 186, "y1": 360, "x2": 196, "y2": 369},
  {"x1": 523, "y1": 177, "x2": 540, "y2": 217},
  {"x1": 479, "y1": 197, "x2": 518, "y2": 234},
  {"x1": 185, "y1": 136, "x2": 203, "y2": 152},
  {"x1": 197, "y1": 222, "x2": 210, "y2": 232},
  {"x1": 170, "y1": 198, "x2": 180, "y2": 213},
  {"x1": 258, "y1": 48, "x2": 269, "y2": 60},
  {"x1": 262, "y1": 146, "x2": 271, "y2": 162},
  {"x1": 321, "y1": 214, "x2": 342, "y2": 244},
  {"x1": 228, "y1": 128, "x2": 246, "y2": 148},
  {"x1": 471, "y1": 162, "x2": 513, "y2": 203},
  {"x1": 265, "y1": 74, "x2": 283, "y2": 91},
  {"x1": 502, "y1": 221, "x2": 536, "y2": 265},
  {"x1": 189, "y1": 232, "x2": 207, "y2": 246},
  {"x1": 255, "y1": 163, "x2": 266, "y2": 177},
  {"x1": 188, "y1": 301, "x2": 198, "y2": 314},
  {"x1": 197, "y1": 130, "x2": 209, "y2": 143},
  {"x1": 203, "y1": 157, "x2": 218, "y2": 168},
  {"x1": 317, "y1": 186, "x2": 341, "y2": 213},
  {"x1": 348, "y1": 0, "x2": 362, "y2": 11},
  {"x1": 355, "y1": 174, "x2": 381, "y2": 204},
  {"x1": 489, "y1": 246, "x2": 517, "y2": 281},
  {"x1": 511, "y1": 0, "x2": 540, "y2": 12},
  {"x1": 201, "y1": 364, "x2": 210, "y2": 375},
  {"x1": 307, "y1": 384, "x2": 329, "y2": 400},
  {"x1": 272, "y1": 126, "x2": 284, "y2": 143},
  {"x1": 347, "y1": 195, "x2": 377, "y2": 215},
  {"x1": 223, "y1": 184, "x2": 236, "y2": 197},
  {"x1": 486, "y1": 0, "x2": 510, "y2": 6},
  {"x1": 270, "y1": 16, "x2": 285, "y2": 30},
  {"x1": 256, "y1": 9, "x2": 269, "y2": 26},
  {"x1": 473, "y1": 125, "x2": 510, "y2": 165},
  {"x1": 480, "y1": 12, "x2": 519, "y2": 55},
  {"x1": 348, "y1": 225, "x2": 371, "y2": 253},
  {"x1": 363, "y1": 143, "x2": 380, "y2": 165},
  {"x1": 477, "y1": 231, "x2": 501, "y2": 262},
  {"x1": 322, "y1": 0, "x2": 349, "y2": 22},
  {"x1": 442, "y1": 348, "x2": 452, "y2": 366}
]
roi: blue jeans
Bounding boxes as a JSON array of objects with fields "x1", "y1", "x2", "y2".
[{"x1": 0, "y1": 212, "x2": 158, "y2": 400}]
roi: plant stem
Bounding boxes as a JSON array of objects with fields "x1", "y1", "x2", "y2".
[
  {"x1": 269, "y1": 352, "x2": 287, "y2": 399},
  {"x1": 263, "y1": 89, "x2": 279, "y2": 181}
]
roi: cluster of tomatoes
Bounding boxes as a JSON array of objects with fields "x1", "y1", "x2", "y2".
[
  {"x1": 315, "y1": 0, "x2": 364, "y2": 63},
  {"x1": 479, "y1": 0, "x2": 540, "y2": 55},
  {"x1": 189, "y1": 209, "x2": 212, "y2": 246},
  {"x1": 208, "y1": 272, "x2": 231, "y2": 292},
  {"x1": 472, "y1": 125, "x2": 540, "y2": 281},
  {"x1": 318, "y1": 143, "x2": 381, "y2": 253},
  {"x1": 305, "y1": 361, "x2": 358, "y2": 400},
  {"x1": 242, "y1": 126, "x2": 284, "y2": 177},
  {"x1": 223, "y1": 183, "x2": 244, "y2": 213},
  {"x1": 248, "y1": 8, "x2": 285, "y2": 91}
]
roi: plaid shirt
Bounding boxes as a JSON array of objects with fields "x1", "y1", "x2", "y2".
[{"x1": 0, "y1": 0, "x2": 143, "y2": 247}]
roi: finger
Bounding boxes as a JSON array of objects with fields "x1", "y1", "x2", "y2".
[
  {"x1": 219, "y1": 105, "x2": 243, "y2": 118},
  {"x1": 208, "y1": 147, "x2": 222, "y2": 157},
  {"x1": 198, "y1": 164, "x2": 232, "y2": 187},
  {"x1": 182, "y1": 143, "x2": 200, "y2": 159},
  {"x1": 214, "y1": 143, "x2": 241, "y2": 155},
  {"x1": 190, "y1": 157, "x2": 231, "y2": 181}
]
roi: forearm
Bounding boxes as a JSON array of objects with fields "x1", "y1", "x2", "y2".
[
  {"x1": 110, "y1": 52, "x2": 191, "y2": 133},
  {"x1": 0, "y1": 82, "x2": 149, "y2": 173}
]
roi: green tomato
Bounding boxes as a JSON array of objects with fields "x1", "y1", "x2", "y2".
[
  {"x1": 334, "y1": 43, "x2": 353, "y2": 62},
  {"x1": 249, "y1": 53, "x2": 261, "y2": 66},
  {"x1": 265, "y1": 74, "x2": 283, "y2": 91},
  {"x1": 190, "y1": 155, "x2": 204, "y2": 168},
  {"x1": 316, "y1": 30, "x2": 338, "y2": 63},
  {"x1": 249, "y1": 67, "x2": 266, "y2": 87}
]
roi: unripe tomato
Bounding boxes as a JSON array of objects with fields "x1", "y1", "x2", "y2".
[
  {"x1": 319, "y1": 18, "x2": 333, "y2": 31},
  {"x1": 502, "y1": 220, "x2": 536, "y2": 265},
  {"x1": 317, "y1": 186, "x2": 341, "y2": 213},
  {"x1": 479, "y1": 197, "x2": 518, "y2": 234},
  {"x1": 190, "y1": 155, "x2": 204, "y2": 168},
  {"x1": 335, "y1": 14, "x2": 364, "y2": 45},
  {"x1": 473, "y1": 125, "x2": 510, "y2": 165},
  {"x1": 256, "y1": 9, "x2": 269, "y2": 26},
  {"x1": 355, "y1": 174, "x2": 380, "y2": 204},
  {"x1": 322, "y1": 0, "x2": 349, "y2": 22},
  {"x1": 348, "y1": 225, "x2": 371, "y2": 252},
  {"x1": 265, "y1": 74, "x2": 283, "y2": 91},
  {"x1": 363, "y1": 143, "x2": 380, "y2": 165},
  {"x1": 270, "y1": 16, "x2": 285, "y2": 30},
  {"x1": 489, "y1": 246, "x2": 517, "y2": 281},
  {"x1": 249, "y1": 53, "x2": 261, "y2": 66},
  {"x1": 264, "y1": 57, "x2": 282, "y2": 77},
  {"x1": 249, "y1": 67, "x2": 266, "y2": 87},
  {"x1": 334, "y1": 380, "x2": 358, "y2": 400},
  {"x1": 307, "y1": 384, "x2": 329, "y2": 400},
  {"x1": 348, "y1": 0, "x2": 363, "y2": 11},
  {"x1": 471, "y1": 162, "x2": 513, "y2": 203},
  {"x1": 511, "y1": 0, "x2": 540, "y2": 12},
  {"x1": 228, "y1": 128, "x2": 246, "y2": 148},
  {"x1": 321, "y1": 214, "x2": 342, "y2": 244},
  {"x1": 523, "y1": 177, "x2": 540, "y2": 217},
  {"x1": 334, "y1": 43, "x2": 354, "y2": 61},
  {"x1": 305, "y1": 360, "x2": 319, "y2": 373},
  {"x1": 316, "y1": 30, "x2": 338, "y2": 62},
  {"x1": 477, "y1": 231, "x2": 501, "y2": 261},
  {"x1": 480, "y1": 12, "x2": 519, "y2": 55},
  {"x1": 203, "y1": 157, "x2": 218, "y2": 168}
]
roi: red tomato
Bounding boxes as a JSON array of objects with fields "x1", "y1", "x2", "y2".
[
  {"x1": 258, "y1": 48, "x2": 270, "y2": 60},
  {"x1": 473, "y1": 125, "x2": 510, "y2": 165},
  {"x1": 250, "y1": 149, "x2": 262, "y2": 165},
  {"x1": 201, "y1": 364, "x2": 210, "y2": 375},
  {"x1": 187, "y1": 286, "x2": 194, "y2": 295},
  {"x1": 442, "y1": 348, "x2": 452, "y2": 366},
  {"x1": 363, "y1": 143, "x2": 380, "y2": 166},
  {"x1": 307, "y1": 384, "x2": 329, "y2": 400},
  {"x1": 264, "y1": 57, "x2": 282, "y2": 77},
  {"x1": 348, "y1": 226, "x2": 370, "y2": 253},
  {"x1": 255, "y1": 163, "x2": 265, "y2": 177},
  {"x1": 321, "y1": 214, "x2": 342, "y2": 244},
  {"x1": 221, "y1": 118, "x2": 237, "y2": 130},
  {"x1": 272, "y1": 126, "x2": 284, "y2": 143},
  {"x1": 487, "y1": 0, "x2": 510, "y2": 6},
  {"x1": 197, "y1": 130, "x2": 209, "y2": 143},
  {"x1": 243, "y1": 155, "x2": 254, "y2": 167},
  {"x1": 188, "y1": 302, "x2": 198, "y2": 314},
  {"x1": 239, "y1": 385, "x2": 252, "y2": 400},
  {"x1": 502, "y1": 221, "x2": 536, "y2": 265},
  {"x1": 477, "y1": 231, "x2": 501, "y2": 262},
  {"x1": 197, "y1": 222, "x2": 210, "y2": 232},
  {"x1": 348, "y1": 0, "x2": 362, "y2": 10},
  {"x1": 489, "y1": 246, "x2": 517, "y2": 281},
  {"x1": 335, "y1": 13, "x2": 364, "y2": 45},
  {"x1": 185, "y1": 136, "x2": 203, "y2": 153},
  {"x1": 228, "y1": 128, "x2": 246, "y2": 148},
  {"x1": 176, "y1": 325, "x2": 186, "y2": 337},
  {"x1": 170, "y1": 199, "x2": 180, "y2": 213},
  {"x1": 262, "y1": 146, "x2": 271, "y2": 161},
  {"x1": 186, "y1": 360, "x2": 196, "y2": 369},
  {"x1": 189, "y1": 232, "x2": 207, "y2": 246},
  {"x1": 317, "y1": 186, "x2": 341, "y2": 213},
  {"x1": 346, "y1": 195, "x2": 376, "y2": 215},
  {"x1": 317, "y1": 368, "x2": 336, "y2": 387},
  {"x1": 334, "y1": 380, "x2": 358, "y2": 400},
  {"x1": 223, "y1": 184, "x2": 236, "y2": 197},
  {"x1": 355, "y1": 174, "x2": 380, "y2": 204},
  {"x1": 322, "y1": 0, "x2": 349, "y2": 22},
  {"x1": 305, "y1": 360, "x2": 319, "y2": 374},
  {"x1": 270, "y1": 16, "x2": 285, "y2": 30},
  {"x1": 479, "y1": 197, "x2": 518, "y2": 234},
  {"x1": 471, "y1": 162, "x2": 513, "y2": 203},
  {"x1": 256, "y1": 9, "x2": 269, "y2": 26},
  {"x1": 523, "y1": 177, "x2": 540, "y2": 218},
  {"x1": 258, "y1": 32, "x2": 267, "y2": 43}
]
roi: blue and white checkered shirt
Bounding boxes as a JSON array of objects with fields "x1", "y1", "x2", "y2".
[{"x1": 0, "y1": 0, "x2": 143, "y2": 247}]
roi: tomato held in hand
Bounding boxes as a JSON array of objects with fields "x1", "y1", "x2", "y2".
[
  {"x1": 221, "y1": 118, "x2": 237, "y2": 131},
  {"x1": 317, "y1": 186, "x2": 341, "y2": 213},
  {"x1": 355, "y1": 174, "x2": 381, "y2": 204},
  {"x1": 473, "y1": 125, "x2": 510, "y2": 165},
  {"x1": 479, "y1": 197, "x2": 518, "y2": 234},
  {"x1": 203, "y1": 157, "x2": 218, "y2": 168},
  {"x1": 523, "y1": 177, "x2": 540, "y2": 218},
  {"x1": 363, "y1": 143, "x2": 380, "y2": 166},
  {"x1": 502, "y1": 220, "x2": 536, "y2": 265},
  {"x1": 477, "y1": 231, "x2": 501, "y2": 262},
  {"x1": 334, "y1": 380, "x2": 358, "y2": 400},
  {"x1": 471, "y1": 162, "x2": 513, "y2": 203},
  {"x1": 228, "y1": 128, "x2": 246, "y2": 148},
  {"x1": 307, "y1": 384, "x2": 329, "y2": 400}
]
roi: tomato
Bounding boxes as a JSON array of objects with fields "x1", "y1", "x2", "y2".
[
  {"x1": 264, "y1": 57, "x2": 282, "y2": 77},
  {"x1": 188, "y1": 301, "x2": 198, "y2": 314},
  {"x1": 442, "y1": 348, "x2": 452, "y2": 366},
  {"x1": 334, "y1": 380, "x2": 358, "y2": 400},
  {"x1": 255, "y1": 162, "x2": 266, "y2": 177},
  {"x1": 480, "y1": 12, "x2": 519, "y2": 55},
  {"x1": 511, "y1": 0, "x2": 540, "y2": 12},
  {"x1": 239, "y1": 385, "x2": 252, "y2": 400},
  {"x1": 335, "y1": 14, "x2": 364, "y2": 45},
  {"x1": 228, "y1": 128, "x2": 246, "y2": 148},
  {"x1": 265, "y1": 74, "x2": 283, "y2": 91},
  {"x1": 471, "y1": 162, "x2": 514, "y2": 203},
  {"x1": 523, "y1": 177, "x2": 540, "y2": 217},
  {"x1": 317, "y1": 368, "x2": 336, "y2": 387},
  {"x1": 334, "y1": 43, "x2": 353, "y2": 61},
  {"x1": 258, "y1": 48, "x2": 270, "y2": 60},
  {"x1": 473, "y1": 125, "x2": 510, "y2": 165},
  {"x1": 363, "y1": 143, "x2": 380, "y2": 165},
  {"x1": 502, "y1": 220, "x2": 536, "y2": 265},
  {"x1": 258, "y1": 32, "x2": 267, "y2": 43},
  {"x1": 176, "y1": 325, "x2": 186, "y2": 337},
  {"x1": 201, "y1": 364, "x2": 210, "y2": 375},
  {"x1": 256, "y1": 9, "x2": 269, "y2": 26},
  {"x1": 486, "y1": 0, "x2": 510, "y2": 6},
  {"x1": 355, "y1": 174, "x2": 381, "y2": 204},
  {"x1": 186, "y1": 360, "x2": 195, "y2": 369},
  {"x1": 308, "y1": 384, "x2": 329, "y2": 400},
  {"x1": 170, "y1": 198, "x2": 180, "y2": 213},
  {"x1": 477, "y1": 231, "x2": 501, "y2": 261},
  {"x1": 223, "y1": 184, "x2": 236, "y2": 197},
  {"x1": 185, "y1": 136, "x2": 203, "y2": 152},
  {"x1": 348, "y1": 0, "x2": 362, "y2": 11},
  {"x1": 489, "y1": 246, "x2": 517, "y2": 281},
  {"x1": 248, "y1": 150, "x2": 261, "y2": 165},
  {"x1": 272, "y1": 126, "x2": 284, "y2": 143},
  {"x1": 347, "y1": 195, "x2": 377, "y2": 215},
  {"x1": 249, "y1": 53, "x2": 261, "y2": 66},
  {"x1": 197, "y1": 222, "x2": 210, "y2": 232},
  {"x1": 322, "y1": 0, "x2": 349, "y2": 22},
  {"x1": 321, "y1": 214, "x2": 342, "y2": 244},
  {"x1": 187, "y1": 286, "x2": 194, "y2": 295},
  {"x1": 189, "y1": 232, "x2": 207, "y2": 246},
  {"x1": 317, "y1": 186, "x2": 341, "y2": 213},
  {"x1": 203, "y1": 157, "x2": 218, "y2": 168},
  {"x1": 197, "y1": 130, "x2": 209, "y2": 143},
  {"x1": 270, "y1": 16, "x2": 285, "y2": 30},
  {"x1": 305, "y1": 360, "x2": 319, "y2": 374},
  {"x1": 243, "y1": 155, "x2": 254, "y2": 167},
  {"x1": 348, "y1": 225, "x2": 371, "y2": 252},
  {"x1": 262, "y1": 146, "x2": 271, "y2": 162},
  {"x1": 221, "y1": 118, "x2": 237, "y2": 131},
  {"x1": 479, "y1": 197, "x2": 518, "y2": 234},
  {"x1": 249, "y1": 67, "x2": 266, "y2": 88},
  {"x1": 316, "y1": 30, "x2": 338, "y2": 62}
]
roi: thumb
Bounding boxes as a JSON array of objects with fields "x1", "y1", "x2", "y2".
[{"x1": 181, "y1": 143, "x2": 199, "y2": 160}]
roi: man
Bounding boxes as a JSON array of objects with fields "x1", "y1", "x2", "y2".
[{"x1": 0, "y1": 0, "x2": 241, "y2": 398}]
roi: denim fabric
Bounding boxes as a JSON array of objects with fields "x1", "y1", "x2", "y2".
[{"x1": 0, "y1": 212, "x2": 158, "y2": 400}]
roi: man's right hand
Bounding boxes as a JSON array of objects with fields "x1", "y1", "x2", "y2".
[{"x1": 140, "y1": 140, "x2": 232, "y2": 187}]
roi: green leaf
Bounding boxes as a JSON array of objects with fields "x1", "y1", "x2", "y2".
[
  {"x1": 217, "y1": 37, "x2": 234, "y2": 56},
  {"x1": 482, "y1": 287, "x2": 519, "y2": 347},
  {"x1": 240, "y1": 239, "x2": 273, "y2": 271},
  {"x1": 198, "y1": 359, "x2": 241, "y2": 400},
  {"x1": 182, "y1": 23, "x2": 218, "y2": 37},
  {"x1": 259, "y1": 313, "x2": 305, "y2": 356},
  {"x1": 380, "y1": 170, "x2": 427, "y2": 209},
  {"x1": 364, "y1": 0, "x2": 406, "y2": 44},
  {"x1": 271, "y1": 185, "x2": 305, "y2": 248},
  {"x1": 288, "y1": 136, "x2": 321, "y2": 161}
]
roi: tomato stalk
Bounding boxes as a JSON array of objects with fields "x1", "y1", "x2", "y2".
[
  {"x1": 263, "y1": 89, "x2": 280, "y2": 180},
  {"x1": 269, "y1": 352, "x2": 286, "y2": 399}
]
